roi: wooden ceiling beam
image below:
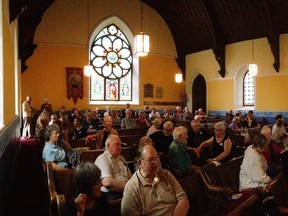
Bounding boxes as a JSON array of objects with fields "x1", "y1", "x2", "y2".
[
  {"x1": 14, "y1": 0, "x2": 55, "y2": 72},
  {"x1": 264, "y1": 0, "x2": 280, "y2": 72},
  {"x1": 202, "y1": 0, "x2": 225, "y2": 78}
]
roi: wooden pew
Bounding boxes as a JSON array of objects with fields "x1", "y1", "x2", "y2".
[
  {"x1": 84, "y1": 127, "x2": 148, "y2": 137},
  {"x1": 227, "y1": 172, "x2": 288, "y2": 216},
  {"x1": 247, "y1": 126, "x2": 261, "y2": 141},
  {"x1": 80, "y1": 149, "x2": 104, "y2": 163},
  {"x1": 80, "y1": 146, "x2": 137, "y2": 173},
  {"x1": 204, "y1": 156, "x2": 244, "y2": 192},
  {"x1": 46, "y1": 161, "x2": 122, "y2": 216},
  {"x1": 46, "y1": 161, "x2": 73, "y2": 216},
  {"x1": 69, "y1": 138, "x2": 97, "y2": 150},
  {"x1": 269, "y1": 172, "x2": 288, "y2": 208},
  {"x1": 120, "y1": 134, "x2": 144, "y2": 148},
  {"x1": 117, "y1": 127, "x2": 148, "y2": 136},
  {"x1": 178, "y1": 174, "x2": 210, "y2": 216},
  {"x1": 84, "y1": 128, "x2": 148, "y2": 148},
  {"x1": 196, "y1": 156, "x2": 287, "y2": 215}
]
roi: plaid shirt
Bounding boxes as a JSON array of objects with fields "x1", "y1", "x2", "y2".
[{"x1": 121, "y1": 118, "x2": 137, "y2": 129}]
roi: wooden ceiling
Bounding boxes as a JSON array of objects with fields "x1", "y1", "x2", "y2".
[{"x1": 9, "y1": 0, "x2": 288, "y2": 77}]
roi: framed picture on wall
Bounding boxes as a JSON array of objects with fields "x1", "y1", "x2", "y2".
[
  {"x1": 144, "y1": 83, "x2": 154, "y2": 98},
  {"x1": 156, "y1": 87, "x2": 163, "y2": 98}
]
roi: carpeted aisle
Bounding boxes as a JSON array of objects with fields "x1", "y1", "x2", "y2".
[{"x1": 10, "y1": 137, "x2": 49, "y2": 216}]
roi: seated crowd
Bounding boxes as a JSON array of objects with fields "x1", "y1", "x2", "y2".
[{"x1": 39, "y1": 103, "x2": 288, "y2": 215}]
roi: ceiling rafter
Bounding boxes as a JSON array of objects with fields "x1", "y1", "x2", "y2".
[
  {"x1": 264, "y1": 0, "x2": 280, "y2": 72},
  {"x1": 10, "y1": 0, "x2": 288, "y2": 74},
  {"x1": 202, "y1": 0, "x2": 225, "y2": 78}
]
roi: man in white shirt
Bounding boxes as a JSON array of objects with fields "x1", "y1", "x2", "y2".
[{"x1": 95, "y1": 134, "x2": 131, "y2": 200}]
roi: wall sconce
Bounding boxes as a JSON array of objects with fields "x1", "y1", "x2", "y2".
[
  {"x1": 84, "y1": 65, "x2": 93, "y2": 76},
  {"x1": 135, "y1": 1, "x2": 149, "y2": 56},
  {"x1": 175, "y1": 72, "x2": 183, "y2": 83},
  {"x1": 249, "y1": 40, "x2": 257, "y2": 76},
  {"x1": 84, "y1": 0, "x2": 93, "y2": 77}
]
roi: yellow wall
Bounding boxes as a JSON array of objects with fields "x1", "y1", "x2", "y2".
[
  {"x1": 22, "y1": 45, "x2": 180, "y2": 111},
  {"x1": 186, "y1": 35, "x2": 288, "y2": 112},
  {"x1": 21, "y1": 0, "x2": 288, "y2": 114},
  {"x1": 2, "y1": 0, "x2": 18, "y2": 125},
  {"x1": 207, "y1": 79, "x2": 234, "y2": 110},
  {"x1": 22, "y1": 45, "x2": 87, "y2": 110},
  {"x1": 256, "y1": 75, "x2": 288, "y2": 110},
  {"x1": 140, "y1": 55, "x2": 182, "y2": 109},
  {"x1": 22, "y1": 0, "x2": 181, "y2": 111}
]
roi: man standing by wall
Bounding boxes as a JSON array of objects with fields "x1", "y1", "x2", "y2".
[{"x1": 22, "y1": 96, "x2": 34, "y2": 138}]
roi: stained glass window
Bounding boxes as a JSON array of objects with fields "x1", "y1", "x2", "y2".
[
  {"x1": 90, "y1": 24, "x2": 133, "y2": 101},
  {"x1": 243, "y1": 70, "x2": 254, "y2": 106}
]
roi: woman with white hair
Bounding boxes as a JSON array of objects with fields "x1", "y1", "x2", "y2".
[
  {"x1": 228, "y1": 116, "x2": 242, "y2": 132},
  {"x1": 194, "y1": 121, "x2": 236, "y2": 164}
]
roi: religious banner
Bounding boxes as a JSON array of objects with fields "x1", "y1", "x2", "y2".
[{"x1": 66, "y1": 67, "x2": 83, "y2": 104}]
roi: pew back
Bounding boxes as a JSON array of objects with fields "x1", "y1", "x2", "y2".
[
  {"x1": 80, "y1": 146, "x2": 137, "y2": 173},
  {"x1": 53, "y1": 166, "x2": 75, "y2": 205},
  {"x1": 47, "y1": 161, "x2": 122, "y2": 216},
  {"x1": 179, "y1": 174, "x2": 209, "y2": 216},
  {"x1": 270, "y1": 172, "x2": 288, "y2": 208},
  {"x1": 69, "y1": 138, "x2": 96, "y2": 150},
  {"x1": 205, "y1": 156, "x2": 244, "y2": 193},
  {"x1": 46, "y1": 161, "x2": 72, "y2": 216},
  {"x1": 80, "y1": 149, "x2": 104, "y2": 163}
]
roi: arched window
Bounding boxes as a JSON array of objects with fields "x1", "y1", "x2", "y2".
[
  {"x1": 88, "y1": 17, "x2": 139, "y2": 105},
  {"x1": 235, "y1": 65, "x2": 255, "y2": 110},
  {"x1": 243, "y1": 70, "x2": 255, "y2": 106}
]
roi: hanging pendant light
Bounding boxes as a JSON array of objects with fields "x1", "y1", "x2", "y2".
[
  {"x1": 249, "y1": 40, "x2": 257, "y2": 76},
  {"x1": 135, "y1": 1, "x2": 149, "y2": 56},
  {"x1": 175, "y1": 72, "x2": 183, "y2": 83},
  {"x1": 84, "y1": 0, "x2": 93, "y2": 77}
]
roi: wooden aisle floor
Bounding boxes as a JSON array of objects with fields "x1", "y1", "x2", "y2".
[{"x1": 9, "y1": 137, "x2": 49, "y2": 216}]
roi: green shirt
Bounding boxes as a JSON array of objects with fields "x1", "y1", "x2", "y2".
[{"x1": 168, "y1": 140, "x2": 192, "y2": 173}]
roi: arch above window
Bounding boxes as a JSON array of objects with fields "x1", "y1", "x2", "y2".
[{"x1": 88, "y1": 16, "x2": 139, "y2": 105}]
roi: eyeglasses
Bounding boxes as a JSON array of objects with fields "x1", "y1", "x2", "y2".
[
  {"x1": 110, "y1": 142, "x2": 122, "y2": 146},
  {"x1": 141, "y1": 157, "x2": 160, "y2": 164}
]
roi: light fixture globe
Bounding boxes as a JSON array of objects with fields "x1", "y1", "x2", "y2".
[
  {"x1": 84, "y1": 65, "x2": 93, "y2": 77},
  {"x1": 249, "y1": 63, "x2": 257, "y2": 76},
  {"x1": 249, "y1": 40, "x2": 257, "y2": 76},
  {"x1": 175, "y1": 72, "x2": 183, "y2": 83},
  {"x1": 135, "y1": 32, "x2": 150, "y2": 56},
  {"x1": 135, "y1": 1, "x2": 149, "y2": 57},
  {"x1": 84, "y1": 0, "x2": 93, "y2": 77}
]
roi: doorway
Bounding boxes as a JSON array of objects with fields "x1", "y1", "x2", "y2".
[{"x1": 192, "y1": 74, "x2": 207, "y2": 114}]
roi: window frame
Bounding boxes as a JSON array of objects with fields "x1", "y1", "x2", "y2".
[
  {"x1": 235, "y1": 64, "x2": 255, "y2": 111},
  {"x1": 88, "y1": 16, "x2": 139, "y2": 106},
  {"x1": 242, "y1": 70, "x2": 255, "y2": 106}
]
